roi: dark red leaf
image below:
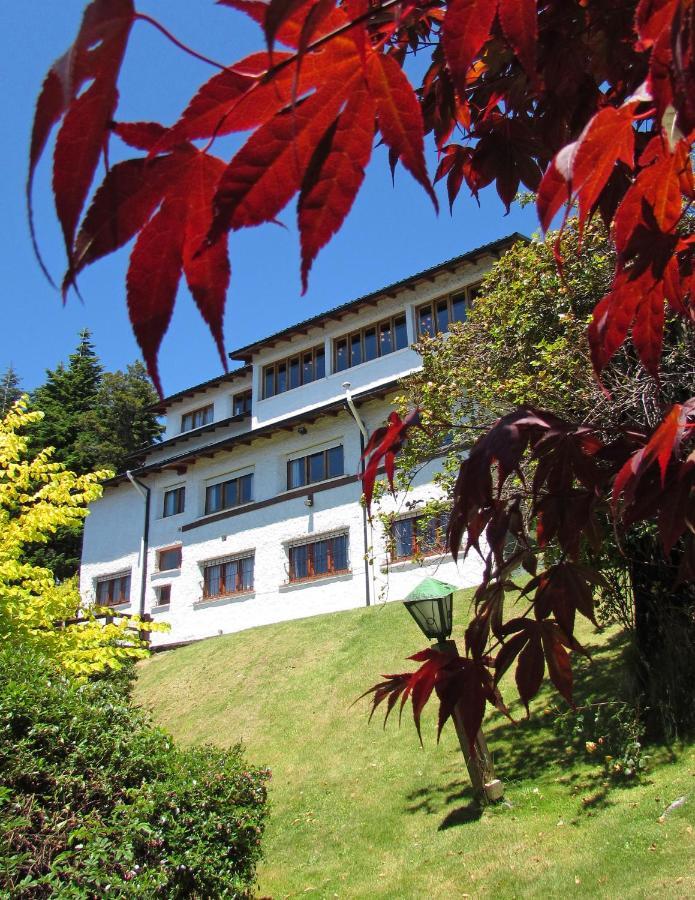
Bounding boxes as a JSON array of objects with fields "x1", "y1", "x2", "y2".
[
  {"x1": 515, "y1": 634, "x2": 544, "y2": 714},
  {"x1": 536, "y1": 141, "x2": 577, "y2": 232},
  {"x1": 66, "y1": 155, "x2": 181, "y2": 289},
  {"x1": 541, "y1": 623, "x2": 574, "y2": 706},
  {"x1": 28, "y1": 0, "x2": 135, "y2": 269},
  {"x1": 126, "y1": 200, "x2": 185, "y2": 396},
  {"x1": 443, "y1": 0, "x2": 497, "y2": 100},
  {"x1": 209, "y1": 75, "x2": 358, "y2": 239},
  {"x1": 498, "y1": 0, "x2": 537, "y2": 79},
  {"x1": 360, "y1": 410, "x2": 421, "y2": 513},
  {"x1": 298, "y1": 84, "x2": 375, "y2": 292},
  {"x1": 571, "y1": 105, "x2": 637, "y2": 232},
  {"x1": 365, "y1": 53, "x2": 438, "y2": 211},
  {"x1": 176, "y1": 154, "x2": 231, "y2": 371},
  {"x1": 112, "y1": 121, "x2": 169, "y2": 151}
]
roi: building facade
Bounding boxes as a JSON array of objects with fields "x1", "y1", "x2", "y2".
[{"x1": 79, "y1": 235, "x2": 523, "y2": 646}]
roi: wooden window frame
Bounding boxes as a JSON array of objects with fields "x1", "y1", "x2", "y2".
[
  {"x1": 163, "y1": 485, "x2": 185, "y2": 517},
  {"x1": 202, "y1": 554, "x2": 254, "y2": 600},
  {"x1": 286, "y1": 445, "x2": 344, "y2": 490},
  {"x1": 333, "y1": 313, "x2": 408, "y2": 373},
  {"x1": 154, "y1": 584, "x2": 171, "y2": 607},
  {"x1": 390, "y1": 513, "x2": 450, "y2": 562},
  {"x1": 416, "y1": 283, "x2": 482, "y2": 338},
  {"x1": 180, "y1": 403, "x2": 214, "y2": 433},
  {"x1": 157, "y1": 544, "x2": 182, "y2": 572},
  {"x1": 95, "y1": 571, "x2": 131, "y2": 607},
  {"x1": 287, "y1": 534, "x2": 349, "y2": 583},
  {"x1": 233, "y1": 389, "x2": 252, "y2": 416},
  {"x1": 205, "y1": 472, "x2": 253, "y2": 516},
  {"x1": 262, "y1": 345, "x2": 326, "y2": 399}
]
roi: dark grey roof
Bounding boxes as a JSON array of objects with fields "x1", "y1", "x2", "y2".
[
  {"x1": 126, "y1": 412, "x2": 249, "y2": 463},
  {"x1": 227, "y1": 233, "x2": 528, "y2": 361},
  {"x1": 150, "y1": 365, "x2": 252, "y2": 414}
]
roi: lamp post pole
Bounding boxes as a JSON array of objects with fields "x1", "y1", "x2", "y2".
[
  {"x1": 402, "y1": 577, "x2": 504, "y2": 805},
  {"x1": 436, "y1": 638, "x2": 504, "y2": 805}
]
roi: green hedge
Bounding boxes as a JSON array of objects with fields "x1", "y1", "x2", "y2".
[{"x1": 0, "y1": 648, "x2": 269, "y2": 897}]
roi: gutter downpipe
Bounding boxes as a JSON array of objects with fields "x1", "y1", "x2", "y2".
[
  {"x1": 126, "y1": 471, "x2": 151, "y2": 617},
  {"x1": 342, "y1": 383, "x2": 372, "y2": 607}
]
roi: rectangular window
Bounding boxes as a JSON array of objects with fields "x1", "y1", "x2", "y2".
[
  {"x1": 288, "y1": 533, "x2": 349, "y2": 582},
  {"x1": 416, "y1": 283, "x2": 481, "y2": 337},
  {"x1": 202, "y1": 554, "x2": 254, "y2": 599},
  {"x1": 95, "y1": 572, "x2": 131, "y2": 607},
  {"x1": 155, "y1": 584, "x2": 171, "y2": 607},
  {"x1": 163, "y1": 486, "x2": 185, "y2": 517},
  {"x1": 157, "y1": 545, "x2": 182, "y2": 571},
  {"x1": 390, "y1": 513, "x2": 450, "y2": 561},
  {"x1": 287, "y1": 445, "x2": 344, "y2": 490},
  {"x1": 205, "y1": 473, "x2": 253, "y2": 515},
  {"x1": 263, "y1": 345, "x2": 325, "y2": 398},
  {"x1": 181, "y1": 404, "x2": 213, "y2": 433},
  {"x1": 333, "y1": 313, "x2": 408, "y2": 373},
  {"x1": 233, "y1": 390, "x2": 252, "y2": 416}
]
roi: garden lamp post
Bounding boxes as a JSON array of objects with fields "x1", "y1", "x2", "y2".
[{"x1": 403, "y1": 577, "x2": 504, "y2": 804}]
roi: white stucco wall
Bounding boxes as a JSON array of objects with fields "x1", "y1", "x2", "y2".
[{"x1": 80, "y1": 252, "x2": 499, "y2": 646}]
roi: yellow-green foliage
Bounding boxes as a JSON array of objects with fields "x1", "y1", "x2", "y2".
[{"x1": 0, "y1": 398, "x2": 160, "y2": 677}]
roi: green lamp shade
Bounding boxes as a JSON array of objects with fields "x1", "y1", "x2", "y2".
[{"x1": 402, "y1": 577, "x2": 457, "y2": 641}]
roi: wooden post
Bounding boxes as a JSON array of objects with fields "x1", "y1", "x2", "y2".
[
  {"x1": 139, "y1": 612, "x2": 152, "y2": 646},
  {"x1": 437, "y1": 639, "x2": 504, "y2": 805}
]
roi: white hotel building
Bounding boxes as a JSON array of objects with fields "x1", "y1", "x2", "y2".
[{"x1": 79, "y1": 235, "x2": 523, "y2": 647}]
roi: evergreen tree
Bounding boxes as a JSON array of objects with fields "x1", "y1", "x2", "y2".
[
  {"x1": 76, "y1": 361, "x2": 163, "y2": 473},
  {"x1": 27, "y1": 333, "x2": 162, "y2": 580},
  {"x1": 0, "y1": 366, "x2": 21, "y2": 417},
  {"x1": 30, "y1": 329, "x2": 104, "y2": 472}
]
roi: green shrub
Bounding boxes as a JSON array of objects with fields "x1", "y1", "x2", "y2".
[
  {"x1": 554, "y1": 699, "x2": 647, "y2": 781},
  {"x1": 0, "y1": 647, "x2": 269, "y2": 897}
]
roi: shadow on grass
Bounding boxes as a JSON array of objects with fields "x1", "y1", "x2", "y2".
[
  {"x1": 405, "y1": 778, "x2": 483, "y2": 828},
  {"x1": 488, "y1": 630, "x2": 631, "y2": 785},
  {"x1": 404, "y1": 630, "x2": 636, "y2": 826}
]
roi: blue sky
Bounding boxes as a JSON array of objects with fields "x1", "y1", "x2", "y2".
[{"x1": 2, "y1": 2, "x2": 539, "y2": 395}]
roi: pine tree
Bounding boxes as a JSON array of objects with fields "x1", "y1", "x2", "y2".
[
  {"x1": 76, "y1": 361, "x2": 163, "y2": 473},
  {"x1": 0, "y1": 366, "x2": 21, "y2": 417},
  {"x1": 27, "y1": 333, "x2": 162, "y2": 580},
  {"x1": 30, "y1": 329, "x2": 104, "y2": 472}
]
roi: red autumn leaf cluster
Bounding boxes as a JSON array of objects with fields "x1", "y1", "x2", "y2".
[{"x1": 29, "y1": 0, "x2": 695, "y2": 744}]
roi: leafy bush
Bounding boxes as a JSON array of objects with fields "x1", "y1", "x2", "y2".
[
  {"x1": 0, "y1": 647, "x2": 269, "y2": 897},
  {"x1": 554, "y1": 699, "x2": 647, "y2": 781}
]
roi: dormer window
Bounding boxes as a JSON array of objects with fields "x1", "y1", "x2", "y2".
[
  {"x1": 181, "y1": 403, "x2": 213, "y2": 433},
  {"x1": 263, "y1": 345, "x2": 325, "y2": 399}
]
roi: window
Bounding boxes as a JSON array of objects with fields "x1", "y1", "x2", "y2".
[
  {"x1": 181, "y1": 404, "x2": 213, "y2": 433},
  {"x1": 334, "y1": 313, "x2": 408, "y2": 372},
  {"x1": 390, "y1": 513, "x2": 450, "y2": 561},
  {"x1": 416, "y1": 283, "x2": 481, "y2": 336},
  {"x1": 157, "y1": 545, "x2": 182, "y2": 571},
  {"x1": 263, "y1": 345, "x2": 325, "y2": 398},
  {"x1": 287, "y1": 445, "x2": 344, "y2": 490},
  {"x1": 288, "y1": 533, "x2": 349, "y2": 582},
  {"x1": 95, "y1": 571, "x2": 131, "y2": 607},
  {"x1": 233, "y1": 389, "x2": 252, "y2": 416},
  {"x1": 155, "y1": 584, "x2": 171, "y2": 607},
  {"x1": 205, "y1": 472, "x2": 253, "y2": 515},
  {"x1": 202, "y1": 555, "x2": 254, "y2": 599},
  {"x1": 163, "y1": 486, "x2": 185, "y2": 517}
]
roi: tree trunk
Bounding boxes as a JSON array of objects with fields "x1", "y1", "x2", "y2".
[{"x1": 628, "y1": 530, "x2": 695, "y2": 739}]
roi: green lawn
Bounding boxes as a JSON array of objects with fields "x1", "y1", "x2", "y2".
[{"x1": 134, "y1": 597, "x2": 694, "y2": 898}]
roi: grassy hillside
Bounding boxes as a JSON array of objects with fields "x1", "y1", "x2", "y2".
[{"x1": 134, "y1": 598, "x2": 694, "y2": 898}]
